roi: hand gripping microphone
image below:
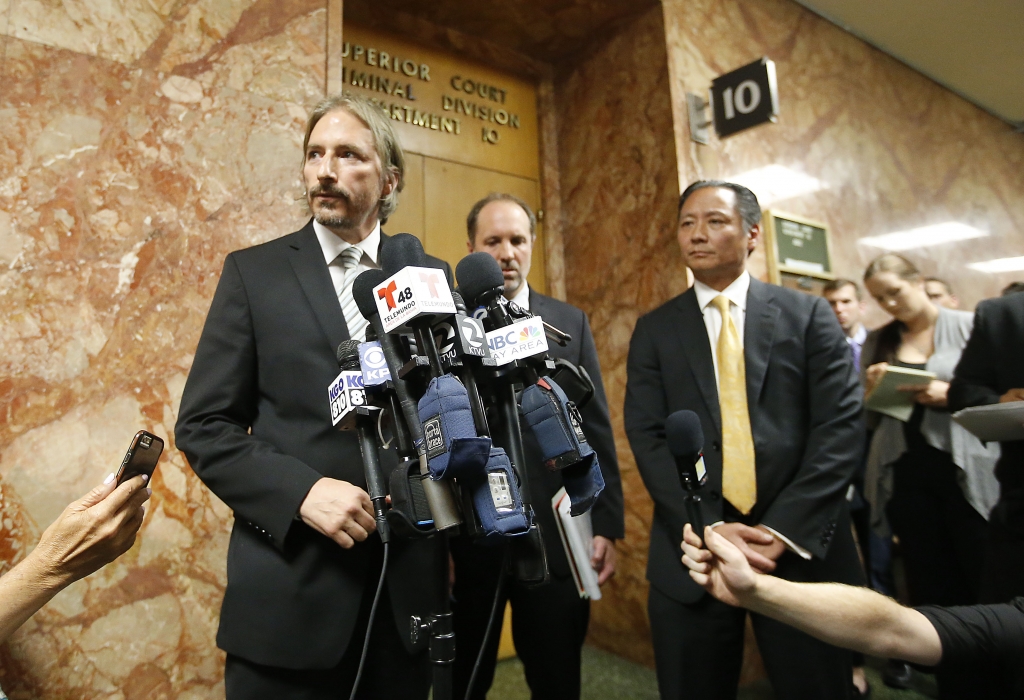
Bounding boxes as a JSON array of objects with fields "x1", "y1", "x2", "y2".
[
  {"x1": 353, "y1": 269, "x2": 462, "y2": 531},
  {"x1": 666, "y1": 410, "x2": 708, "y2": 544},
  {"x1": 336, "y1": 339, "x2": 390, "y2": 543}
]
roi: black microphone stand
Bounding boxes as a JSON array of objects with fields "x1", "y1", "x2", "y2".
[{"x1": 407, "y1": 321, "x2": 455, "y2": 700}]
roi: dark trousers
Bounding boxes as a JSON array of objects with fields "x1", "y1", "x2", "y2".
[
  {"x1": 225, "y1": 586, "x2": 429, "y2": 700},
  {"x1": 888, "y1": 455, "x2": 988, "y2": 608},
  {"x1": 451, "y1": 540, "x2": 590, "y2": 700},
  {"x1": 649, "y1": 586, "x2": 852, "y2": 700}
]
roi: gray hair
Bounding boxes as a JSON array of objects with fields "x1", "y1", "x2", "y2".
[
  {"x1": 302, "y1": 93, "x2": 405, "y2": 223},
  {"x1": 678, "y1": 180, "x2": 762, "y2": 231},
  {"x1": 466, "y1": 192, "x2": 537, "y2": 241}
]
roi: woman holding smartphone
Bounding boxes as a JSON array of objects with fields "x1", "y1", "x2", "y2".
[{"x1": 0, "y1": 471, "x2": 150, "y2": 644}]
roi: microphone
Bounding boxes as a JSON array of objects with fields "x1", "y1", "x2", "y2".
[
  {"x1": 456, "y1": 252, "x2": 550, "y2": 585},
  {"x1": 336, "y1": 339, "x2": 390, "y2": 543},
  {"x1": 457, "y1": 252, "x2": 512, "y2": 327},
  {"x1": 455, "y1": 253, "x2": 549, "y2": 367},
  {"x1": 666, "y1": 410, "x2": 708, "y2": 543},
  {"x1": 456, "y1": 252, "x2": 571, "y2": 347},
  {"x1": 354, "y1": 269, "x2": 462, "y2": 531},
  {"x1": 380, "y1": 232, "x2": 426, "y2": 276}
]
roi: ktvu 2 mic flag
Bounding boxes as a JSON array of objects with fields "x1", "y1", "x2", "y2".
[
  {"x1": 373, "y1": 266, "x2": 456, "y2": 333},
  {"x1": 328, "y1": 371, "x2": 366, "y2": 427}
]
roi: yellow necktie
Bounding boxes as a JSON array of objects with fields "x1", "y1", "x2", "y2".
[{"x1": 711, "y1": 295, "x2": 757, "y2": 515}]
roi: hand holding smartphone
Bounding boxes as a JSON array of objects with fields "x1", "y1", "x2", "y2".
[{"x1": 116, "y1": 431, "x2": 164, "y2": 486}]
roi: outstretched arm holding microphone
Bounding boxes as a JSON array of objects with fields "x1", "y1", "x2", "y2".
[
  {"x1": 681, "y1": 523, "x2": 943, "y2": 664},
  {"x1": 0, "y1": 472, "x2": 151, "y2": 644},
  {"x1": 681, "y1": 523, "x2": 1024, "y2": 696}
]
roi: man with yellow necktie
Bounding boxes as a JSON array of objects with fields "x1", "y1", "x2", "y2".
[{"x1": 625, "y1": 181, "x2": 865, "y2": 700}]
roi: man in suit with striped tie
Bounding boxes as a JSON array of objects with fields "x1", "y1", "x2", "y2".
[
  {"x1": 176, "y1": 94, "x2": 450, "y2": 699},
  {"x1": 624, "y1": 181, "x2": 865, "y2": 699}
]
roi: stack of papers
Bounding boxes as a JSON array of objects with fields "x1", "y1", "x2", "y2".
[
  {"x1": 952, "y1": 402, "x2": 1024, "y2": 442},
  {"x1": 864, "y1": 366, "x2": 936, "y2": 421},
  {"x1": 551, "y1": 487, "x2": 601, "y2": 600}
]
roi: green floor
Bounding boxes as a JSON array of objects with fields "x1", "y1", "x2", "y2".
[{"x1": 486, "y1": 647, "x2": 938, "y2": 699}]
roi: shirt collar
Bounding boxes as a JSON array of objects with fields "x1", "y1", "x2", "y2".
[
  {"x1": 693, "y1": 270, "x2": 750, "y2": 312},
  {"x1": 508, "y1": 281, "x2": 530, "y2": 310},
  {"x1": 312, "y1": 219, "x2": 382, "y2": 267}
]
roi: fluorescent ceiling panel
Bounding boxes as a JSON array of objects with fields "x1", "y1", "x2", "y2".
[
  {"x1": 857, "y1": 222, "x2": 987, "y2": 251},
  {"x1": 730, "y1": 165, "x2": 827, "y2": 207},
  {"x1": 967, "y1": 257, "x2": 1024, "y2": 273}
]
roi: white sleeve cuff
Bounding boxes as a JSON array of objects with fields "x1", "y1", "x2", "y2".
[{"x1": 764, "y1": 526, "x2": 813, "y2": 560}]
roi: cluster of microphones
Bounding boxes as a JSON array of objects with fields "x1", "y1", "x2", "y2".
[
  {"x1": 329, "y1": 234, "x2": 712, "y2": 698},
  {"x1": 327, "y1": 233, "x2": 609, "y2": 586}
]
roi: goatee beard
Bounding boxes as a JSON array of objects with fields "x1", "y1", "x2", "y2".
[{"x1": 314, "y1": 211, "x2": 358, "y2": 229}]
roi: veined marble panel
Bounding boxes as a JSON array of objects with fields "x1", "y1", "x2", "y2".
[
  {"x1": 556, "y1": 6, "x2": 682, "y2": 668},
  {"x1": 0, "y1": 0, "x2": 325, "y2": 694}
]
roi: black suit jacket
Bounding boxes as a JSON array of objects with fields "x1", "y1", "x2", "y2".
[
  {"x1": 520, "y1": 290, "x2": 625, "y2": 577},
  {"x1": 175, "y1": 221, "x2": 450, "y2": 669},
  {"x1": 950, "y1": 294, "x2": 1024, "y2": 509},
  {"x1": 625, "y1": 278, "x2": 864, "y2": 603}
]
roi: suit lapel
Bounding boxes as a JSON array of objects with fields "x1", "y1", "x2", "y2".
[
  {"x1": 744, "y1": 279, "x2": 779, "y2": 406},
  {"x1": 673, "y1": 290, "x2": 722, "y2": 438},
  {"x1": 287, "y1": 222, "x2": 350, "y2": 353}
]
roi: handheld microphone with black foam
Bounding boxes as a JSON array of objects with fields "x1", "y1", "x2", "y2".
[
  {"x1": 336, "y1": 339, "x2": 390, "y2": 543},
  {"x1": 353, "y1": 269, "x2": 462, "y2": 531},
  {"x1": 456, "y1": 251, "x2": 571, "y2": 347},
  {"x1": 666, "y1": 410, "x2": 709, "y2": 544},
  {"x1": 455, "y1": 252, "x2": 550, "y2": 585}
]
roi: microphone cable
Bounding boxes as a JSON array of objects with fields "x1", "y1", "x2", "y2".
[
  {"x1": 464, "y1": 544, "x2": 511, "y2": 700},
  {"x1": 348, "y1": 541, "x2": 390, "y2": 700}
]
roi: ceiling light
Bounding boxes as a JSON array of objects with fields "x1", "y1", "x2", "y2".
[
  {"x1": 857, "y1": 222, "x2": 987, "y2": 251},
  {"x1": 729, "y1": 165, "x2": 827, "y2": 207},
  {"x1": 967, "y1": 257, "x2": 1024, "y2": 273}
]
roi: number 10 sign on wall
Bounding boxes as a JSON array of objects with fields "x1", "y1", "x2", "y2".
[{"x1": 710, "y1": 57, "x2": 780, "y2": 138}]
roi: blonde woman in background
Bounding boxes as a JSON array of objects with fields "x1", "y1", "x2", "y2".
[{"x1": 861, "y1": 253, "x2": 999, "y2": 698}]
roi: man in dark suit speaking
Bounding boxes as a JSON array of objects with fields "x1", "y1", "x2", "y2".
[
  {"x1": 450, "y1": 193, "x2": 624, "y2": 700},
  {"x1": 175, "y1": 94, "x2": 449, "y2": 699},
  {"x1": 625, "y1": 181, "x2": 864, "y2": 699}
]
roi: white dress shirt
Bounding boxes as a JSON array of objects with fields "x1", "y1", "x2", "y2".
[
  {"x1": 693, "y1": 270, "x2": 810, "y2": 559},
  {"x1": 312, "y1": 219, "x2": 382, "y2": 298},
  {"x1": 508, "y1": 281, "x2": 530, "y2": 310},
  {"x1": 692, "y1": 271, "x2": 750, "y2": 388}
]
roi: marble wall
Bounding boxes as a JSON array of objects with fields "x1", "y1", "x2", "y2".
[
  {"x1": 555, "y1": 6, "x2": 682, "y2": 668},
  {"x1": 0, "y1": 1, "x2": 326, "y2": 696}
]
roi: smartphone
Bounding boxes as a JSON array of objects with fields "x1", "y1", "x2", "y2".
[{"x1": 116, "y1": 430, "x2": 164, "y2": 486}]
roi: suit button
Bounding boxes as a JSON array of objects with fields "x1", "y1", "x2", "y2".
[{"x1": 712, "y1": 441, "x2": 721, "y2": 452}]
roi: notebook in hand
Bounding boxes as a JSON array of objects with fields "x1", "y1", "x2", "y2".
[{"x1": 864, "y1": 365, "x2": 936, "y2": 422}]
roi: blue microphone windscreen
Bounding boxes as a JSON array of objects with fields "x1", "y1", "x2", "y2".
[
  {"x1": 666, "y1": 410, "x2": 704, "y2": 459},
  {"x1": 353, "y1": 269, "x2": 389, "y2": 320}
]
